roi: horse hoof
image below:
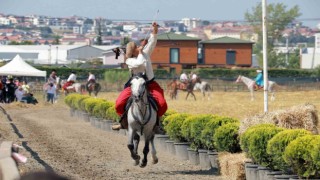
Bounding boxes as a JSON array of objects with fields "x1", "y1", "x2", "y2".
[
  {"x1": 140, "y1": 162, "x2": 147, "y2": 168},
  {"x1": 133, "y1": 159, "x2": 139, "y2": 166},
  {"x1": 152, "y1": 158, "x2": 158, "y2": 164}
]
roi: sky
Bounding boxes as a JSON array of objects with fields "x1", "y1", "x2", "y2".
[{"x1": 0, "y1": 0, "x2": 319, "y2": 27}]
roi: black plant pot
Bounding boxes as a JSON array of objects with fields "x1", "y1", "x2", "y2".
[
  {"x1": 266, "y1": 170, "x2": 283, "y2": 180},
  {"x1": 257, "y1": 166, "x2": 271, "y2": 180},
  {"x1": 274, "y1": 174, "x2": 299, "y2": 180}
]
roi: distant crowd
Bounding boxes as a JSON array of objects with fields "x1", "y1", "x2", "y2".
[{"x1": 0, "y1": 76, "x2": 38, "y2": 104}]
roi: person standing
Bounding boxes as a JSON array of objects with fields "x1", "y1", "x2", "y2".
[
  {"x1": 15, "y1": 86, "x2": 26, "y2": 102},
  {"x1": 46, "y1": 83, "x2": 56, "y2": 104},
  {"x1": 48, "y1": 69, "x2": 57, "y2": 84}
]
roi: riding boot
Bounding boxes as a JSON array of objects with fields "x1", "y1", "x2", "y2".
[
  {"x1": 153, "y1": 116, "x2": 165, "y2": 135},
  {"x1": 111, "y1": 113, "x2": 128, "y2": 130}
]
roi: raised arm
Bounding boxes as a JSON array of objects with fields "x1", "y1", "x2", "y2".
[{"x1": 143, "y1": 22, "x2": 158, "y2": 56}]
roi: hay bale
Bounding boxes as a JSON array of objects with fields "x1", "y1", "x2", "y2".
[
  {"x1": 239, "y1": 103, "x2": 319, "y2": 134},
  {"x1": 219, "y1": 152, "x2": 250, "y2": 180}
]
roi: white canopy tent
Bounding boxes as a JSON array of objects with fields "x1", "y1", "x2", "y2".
[{"x1": 0, "y1": 55, "x2": 46, "y2": 77}]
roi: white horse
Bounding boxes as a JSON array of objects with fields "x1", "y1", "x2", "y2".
[
  {"x1": 193, "y1": 81, "x2": 212, "y2": 100},
  {"x1": 127, "y1": 74, "x2": 158, "y2": 168},
  {"x1": 61, "y1": 79, "x2": 84, "y2": 95},
  {"x1": 235, "y1": 75, "x2": 276, "y2": 101}
]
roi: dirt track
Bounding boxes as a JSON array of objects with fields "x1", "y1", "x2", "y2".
[{"x1": 0, "y1": 103, "x2": 223, "y2": 180}]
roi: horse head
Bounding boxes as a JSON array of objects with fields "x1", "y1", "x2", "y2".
[
  {"x1": 130, "y1": 73, "x2": 147, "y2": 102},
  {"x1": 235, "y1": 75, "x2": 242, "y2": 83}
]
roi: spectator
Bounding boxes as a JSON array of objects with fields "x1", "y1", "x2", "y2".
[
  {"x1": 46, "y1": 83, "x2": 56, "y2": 104},
  {"x1": 15, "y1": 86, "x2": 26, "y2": 102}
]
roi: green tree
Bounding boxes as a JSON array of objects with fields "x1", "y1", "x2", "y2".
[
  {"x1": 245, "y1": 3, "x2": 301, "y2": 68},
  {"x1": 52, "y1": 35, "x2": 61, "y2": 45},
  {"x1": 121, "y1": 37, "x2": 131, "y2": 46},
  {"x1": 96, "y1": 18, "x2": 103, "y2": 45}
]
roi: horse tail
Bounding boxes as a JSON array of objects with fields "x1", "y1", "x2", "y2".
[{"x1": 95, "y1": 83, "x2": 101, "y2": 92}]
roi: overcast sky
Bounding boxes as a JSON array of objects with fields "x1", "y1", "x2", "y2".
[{"x1": 0, "y1": 0, "x2": 319, "y2": 27}]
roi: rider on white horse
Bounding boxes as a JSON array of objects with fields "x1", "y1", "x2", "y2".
[
  {"x1": 63, "y1": 71, "x2": 77, "y2": 91},
  {"x1": 254, "y1": 70, "x2": 264, "y2": 91}
]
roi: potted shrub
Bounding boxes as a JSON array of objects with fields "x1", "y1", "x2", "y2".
[
  {"x1": 189, "y1": 114, "x2": 214, "y2": 170},
  {"x1": 240, "y1": 124, "x2": 282, "y2": 180},
  {"x1": 181, "y1": 115, "x2": 199, "y2": 165},
  {"x1": 283, "y1": 135, "x2": 320, "y2": 179},
  {"x1": 213, "y1": 122, "x2": 241, "y2": 153},
  {"x1": 164, "y1": 113, "x2": 190, "y2": 158},
  {"x1": 92, "y1": 99, "x2": 107, "y2": 128},
  {"x1": 267, "y1": 129, "x2": 311, "y2": 172}
]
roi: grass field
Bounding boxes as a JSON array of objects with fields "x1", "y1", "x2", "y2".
[{"x1": 73, "y1": 90, "x2": 320, "y2": 121}]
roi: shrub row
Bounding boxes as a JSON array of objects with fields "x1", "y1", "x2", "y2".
[
  {"x1": 162, "y1": 112, "x2": 239, "y2": 152},
  {"x1": 64, "y1": 94, "x2": 117, "y2": 121},
  {"x1": 240, "y1": 124, "x2": 320, "y2": 179}
]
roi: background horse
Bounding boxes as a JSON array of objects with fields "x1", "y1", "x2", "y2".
[
  {"x1": 193, "y1": 80, "x2": 212, "y2": 100},
  {"x1": 235, "y1": 75, "x2": 277, "y2": 101},
  {"x1": 61, "y1": 80, "x2": 83, "y2": 96},
  {"x1": 86, "y1": 82, "x2": 101, "y2": 97},
  {"x1": 167, "y1": 77, "x2": 199, "y2": 100},
  {"x1": 127, "y1": 74, "x2": 158, "y2": 168}
]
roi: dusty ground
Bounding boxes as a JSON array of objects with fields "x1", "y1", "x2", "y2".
[{"x1": 0, "y1": 102, "x2": 223, "y2": 180}]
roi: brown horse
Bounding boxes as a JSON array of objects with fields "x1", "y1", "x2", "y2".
[{"x1": 167, "y1": 77, "x2": 200, "y2": 100}]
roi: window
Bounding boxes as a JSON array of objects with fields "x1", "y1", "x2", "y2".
[{"x1": 170, "y1": 48, "x2": 179, "y2": 64}]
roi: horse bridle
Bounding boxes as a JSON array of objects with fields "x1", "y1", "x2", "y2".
[{"x1": 130, "y1": 74, "x2": 152, "y2": 134}]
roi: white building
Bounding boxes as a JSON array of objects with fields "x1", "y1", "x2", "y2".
[
  {"x1": 0, "y1": 17, "x2": 11, "y2": 25},
  {"x1": 0, "y1": 45, "x2": 119, "y2": 65},
  {"x1": 181, "y1": 18, "x2": 201, "y2": 31},
  {"x1": 300, "y1": 33, "x2": 320, "y2": 69}
]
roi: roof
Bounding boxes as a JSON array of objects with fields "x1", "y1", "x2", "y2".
[
  {"x1": 0, "y1": 55, "x2": 46, "y2": 77},
  {"x1": 200, "y1": 36, "x2": 254, "y2": 44},
  {"x1": 0, "y1": 52, "x2": 38, "y2": 60},
  {"x1": 157, "y1": 32, "x2": 201, "y2": 41}
]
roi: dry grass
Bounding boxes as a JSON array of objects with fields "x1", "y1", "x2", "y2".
[{"x1": 219, "y1": 152, "x2": 250, "y2": 180}]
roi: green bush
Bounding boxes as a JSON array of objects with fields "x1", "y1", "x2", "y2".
[
  {"x1": 163, "y1": 113, "x2": 189, "y2": 142},
  {"x1": 242, "y1": 125, "x2": 284, "y2": 166},
  {"x1": 105, "y1": 105, "x2": 119, "y2": 122},
  {"x1": 83, "y1": 98, "x2": 102, "y2": 115},
  {"x1": 189, "y1": 114, "x2": 214, "y2": 149},
  {"x1": 267, "y1": 129, "x2": 311, "y2": 171},
  {"x1": 181, "y1": 115, "x2": 196, "y2": 143},
  {"x1": 72, "y1": 95, "x2": 90, "y2": 111},
  {"x1": 200, "y1": 116, "x2": 239, "y2": 150},
  {"x1": 284, "y1": 135, "x2": 320, "y2": 178},
  {"x1": 240, "y1": 124, "x2": 277, "y2": 153},
  {"x1": 64, "y1": 94, "x2": 79, "y2": 107},
  {"x1": 213, "y1": 122, "x2": 241, "y2": 153},
  {"x1": 161, "y1": 109, "x2": 177, "y2": 122},
  {"x1": 92, "y1": 99, "x2": 108, "y2": 118}
]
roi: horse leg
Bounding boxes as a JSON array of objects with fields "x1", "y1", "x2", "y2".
[
  {"x1": 150, "y1": 135, "x2": 158, "y2": 164},
  {"x1": 250, "y1": 89, "x2": 254, "y2": 101},
  {"x1": 127, "y1": 129, "x2": 140, "y2": 165},
  {"x1": 191, "y1": 91, "x2": 196, "y2": 101},
  {"x1": 140, "y1": 140, "x2": 150, "y2": 168},
  {"x1": 133, "y1": 133, "x2": 140, "y2": 165},
  {"x1": 186, "y1": 92, "x2": 190, "y2": 100}
]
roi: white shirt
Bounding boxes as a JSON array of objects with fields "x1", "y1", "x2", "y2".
[
  {"x1": 180, "y1": 73, "x2": 188, "y2": 82},
  {"x1": 126, "y1": 34, "x2": 157, "y2": 80},
  {"x1": 191, "y1": 74, "x2": 197, "y2": 80},
  {"x1": 47, "y1": 85, "x2": 56, "y2": 94},
  {"x1": 15, "y1": 89, "x2": 25, "y2": 101},
  {"x1": 67, "y1": 73, "x2": 76, "y2": 82},
  {"x1": 88, "y1": 74, "x2": 95, "y2": 81}
]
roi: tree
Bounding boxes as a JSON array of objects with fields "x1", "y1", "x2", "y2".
[
  {"x1": 245, "y1": 3, "x2": 301, "y2": 68},
  {"x1": 95, "y1": 18, "x2": 103, "y2": 45},
  {"x1": 52, "y1": 35, "x2": 61, "y2": 45}
]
